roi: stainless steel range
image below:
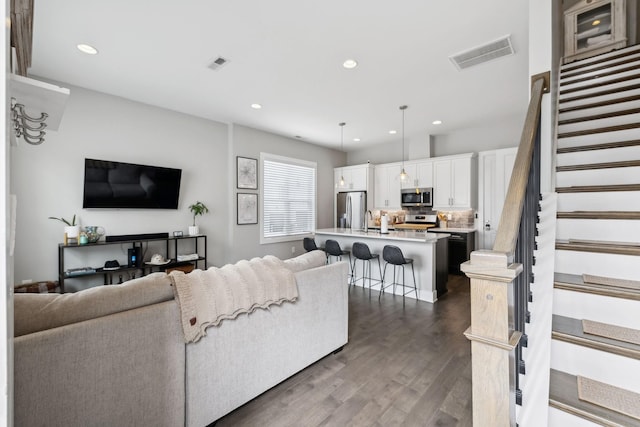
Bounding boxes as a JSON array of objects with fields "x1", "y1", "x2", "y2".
[{"x1": 394, "y1": 212, "x2": 438, "y2": 231}]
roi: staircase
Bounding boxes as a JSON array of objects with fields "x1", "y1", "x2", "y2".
[{"x1": 549, "y1": 44, "x2": 640, "y2": 426}]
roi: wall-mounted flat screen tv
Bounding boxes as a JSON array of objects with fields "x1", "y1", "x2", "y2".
[{"x1": 83, "y1": 158, "x2": 182, "y2": 209}]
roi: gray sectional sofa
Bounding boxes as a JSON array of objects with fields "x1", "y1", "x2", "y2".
[{"x1": 13, "y1": 251, "x2": 348, "y2": 427}]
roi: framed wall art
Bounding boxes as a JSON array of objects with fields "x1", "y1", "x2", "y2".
[
  {"x1": 237, "y1": 193, "x2": 258, "y2": 225},
  {"x1": 237, "y1": 156, "x2": 258, "y2": 190}
]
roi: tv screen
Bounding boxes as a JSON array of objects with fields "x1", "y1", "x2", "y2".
[{"x1": 83, "y1": 158, "x2": 182, "y2": 209}]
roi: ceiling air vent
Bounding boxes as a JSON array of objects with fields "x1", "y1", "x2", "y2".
[
  {"x1": 208, "y1": 56, "x2": 229, "y2": 71},
  {"x1": 449, "y1": 35, "x2": 514, "y2": 71}
]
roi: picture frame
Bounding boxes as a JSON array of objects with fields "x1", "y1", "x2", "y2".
[
  {"x1": 237, "y1": 193, "x2": 258, "y2": 225},
  {"x1": 237, "y1": 156, "x2": 258, "y2": 190}
]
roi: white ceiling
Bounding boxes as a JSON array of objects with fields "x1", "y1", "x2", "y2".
[{"x1": 29, "y1": 0, "x2": 530, "y2": 151}]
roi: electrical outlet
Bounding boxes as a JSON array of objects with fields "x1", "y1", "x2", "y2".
[
  {"x1": 447, "y1": 213, "x2": 452, "y2": 220},
  {"x1": 291, "y1": 246, "x2": 295, "y2": 254}
]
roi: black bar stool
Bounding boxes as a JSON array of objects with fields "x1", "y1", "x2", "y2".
[
  {"x1": 351, "y1": 242, "x2": 383, "y2": 292},
  {"x1": 303, "y1": 237, "x2": 324, "y2": 253},
  {"x1": 380, "y1": 245, "x2": 418, "y2": 302},
  {"x1": 324, "y1": 239, "x2": 352, "y2": 280}
]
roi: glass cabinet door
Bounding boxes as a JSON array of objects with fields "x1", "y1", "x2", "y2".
[{"x1": 575, "y1": 3, "x2": 612, "y2": 52}]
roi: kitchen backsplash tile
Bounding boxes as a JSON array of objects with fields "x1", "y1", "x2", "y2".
[{"x1": 437, "y1": 209, "x2": 474, "y2": 228}]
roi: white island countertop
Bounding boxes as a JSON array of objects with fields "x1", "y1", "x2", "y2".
[
  {"x1": 314, "y1": 228, "x2": 450, "y2": 303},
  {"x1": 315, "y1": 228, "x2": 450, "y2": 243}
]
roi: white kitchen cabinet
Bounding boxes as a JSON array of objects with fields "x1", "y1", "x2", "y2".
[
  {"x1": 401, "y1": 160, "x2": 434, "y2": 189},
  {"x1": 374, "y1": 163, "x2": 402, "y2": 209},
  {"x1": 432, "y1": 153, "x2": 477, "y2": 210},
  {"x1": 334, "y1": 164, "x2": 372, "y2": 192}
]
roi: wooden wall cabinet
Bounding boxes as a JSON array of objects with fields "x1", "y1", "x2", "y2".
[{"x1": 564, "y1": 0, "x2": 627, "y2": 64}]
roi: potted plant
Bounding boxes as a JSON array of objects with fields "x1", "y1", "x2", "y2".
[
  {"x1": 49, "y1": 215, "x2": 79, "y2": 239},
  {"x1": 188, "y1": 201, "x2": 209, "y2": 236}
]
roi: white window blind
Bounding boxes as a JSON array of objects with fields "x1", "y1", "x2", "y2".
[{"x1": 261, "y1": 153, "x2": 316, "y2": 243}]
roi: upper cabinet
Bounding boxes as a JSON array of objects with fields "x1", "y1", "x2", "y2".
[
  {"x1": 563, "y1": 0, "x2": 626, "y2": 64},
  {"x1": 432, "y1": 153, "x2": 477, "y2": 210},
  {"x1": 374, "y1": 163, "x2": 402, "y2": 209},
  {"x1": 400, "y1": 160, "x2": 434, "y2": 189},
  {"x1": 334, "y1": 164, "x2": 373, "y2": 192}
]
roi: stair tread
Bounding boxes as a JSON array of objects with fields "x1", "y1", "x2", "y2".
[
  {"x1": 560, "y1": 73, "x2": 640, "y2": 96},
  {"x1": 559, "y1": 94, "x2": 640, "y2": 114},
  {"x1": 549, "y1": 369, "x2": 640, "y2": 427},
  {"x1": 556, "y1": 184, "x2": 640, "y2": 193},
  {"x1": 558, "y1": 107, "x2": 640, "y2": 126},
  {"x1": 555, "y1": 272, "x2": 640, "y2": 301},
  {"x1": 557, "y1": 139, "x2": 640, "y2": 153},
  {"x1": 552, "y1": 315, "x2": 640, "y2": 360},
  {"x1": 559, "y1": 82, "x2": 640, "y2": 105},
  {"x1": 558, "y1": 122, "x2": 640, "y2": 139},
  {"x1": 557, "y1": 160, "x2": 640, "y2": 172},
  {"x1": 556, "y1": 240, "x2": 640, "y2": 256},
  {"x1": 557, "y1": 211, "x2": 640, "y2": 220},
  {"x1": 561, "y1": 61, "x2": 640, "y2": 87},
  {"x1": 562, "y1": 45, "x2": 640, "y2": 74}
]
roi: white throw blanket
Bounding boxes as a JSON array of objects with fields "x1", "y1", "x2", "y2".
[{"x1": 169, "y1": 255, "x2": 298, "y2": 343}]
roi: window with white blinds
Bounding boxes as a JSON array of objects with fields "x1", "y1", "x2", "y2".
[{"x1": 260, "y1": 153, "x2": 316, "y2": 244}]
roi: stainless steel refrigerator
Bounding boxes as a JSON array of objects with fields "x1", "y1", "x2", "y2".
[{"x1": 336, "y1": 191, "x2": 367, "y2": 230}]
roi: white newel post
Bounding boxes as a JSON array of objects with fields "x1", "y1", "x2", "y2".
[{"x1": 461, "y1": 250, "x2": 523, "y2": 427}]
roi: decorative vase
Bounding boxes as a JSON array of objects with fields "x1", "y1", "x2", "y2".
[
  {"x1": 64, "y1": 225, "x2": 80, "y2": 239},
  {"x1": 188, "y1": 225, "x2": 199, "y2": 236}
]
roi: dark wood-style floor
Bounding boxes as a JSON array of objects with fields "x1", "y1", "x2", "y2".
[{"x1": 216, "y1": 275, "x2": 472, "y2": 427}]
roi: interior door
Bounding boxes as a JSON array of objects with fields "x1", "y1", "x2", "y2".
[{"x1": 478, "y1": 147, "x2": 517, "y2": 249}]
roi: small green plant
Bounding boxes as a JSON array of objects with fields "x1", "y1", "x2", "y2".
[
  {"x1": 48, "y1": 215, "x2": 77, "y2": 226},
  {"x1": 188, "y1": 201, "x2": 209, "y2": 226}
]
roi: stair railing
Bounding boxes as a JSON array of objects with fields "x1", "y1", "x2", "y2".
[{"x1": 461, "y1": 71, "x2": 550, "y2": 427}]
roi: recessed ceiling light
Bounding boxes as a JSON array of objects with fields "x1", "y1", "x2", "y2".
[
  {"x1": 77, "y1": 43, "x2": 98, "y2": 55},
  {"x1": 250, "y1": 103, "x2": 262, "y2": 109},
  {"x1": 389, "y1": 130, "x2": 397, "y2": 135},
  {"x1": 353, "y1": 138, "x2": 361, "y2": 142},
  {"x1": 592, "y1": 20, "x2": 601, "y2": 26},
  {"x1": 343, "y1": 59, "x2": 358, "y2": 69},
  {"x1": 432, "y1": 120, "x2": 443, "y2": 125}
]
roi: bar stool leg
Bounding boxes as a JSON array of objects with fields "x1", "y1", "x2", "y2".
[{"x1": 411, "y1": 263, "x2": 418, "y2": 299}]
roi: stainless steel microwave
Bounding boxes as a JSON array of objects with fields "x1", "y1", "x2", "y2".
[{"x1": 400, "y1": 187, "x2": 433, "y2": 207}]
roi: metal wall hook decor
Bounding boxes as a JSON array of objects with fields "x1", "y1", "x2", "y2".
[{"x1": 11, "y1": 98, "x2": 49, "y2": 145}]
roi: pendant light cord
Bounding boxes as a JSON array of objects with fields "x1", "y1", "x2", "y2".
[
  {"x1": 339, "y1": 122, "x2": 346, "y2": 185},
  {"x1": 399, "y1": 105, "x2": 408, "y2": 180}
]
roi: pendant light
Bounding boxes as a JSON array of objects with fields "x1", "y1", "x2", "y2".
[
  {"x1": 339, "y1": 122, "x2": 346, "y2": 186},
  {"x1": 399, "y1": 105, "x2": 408, "y2": 182}
]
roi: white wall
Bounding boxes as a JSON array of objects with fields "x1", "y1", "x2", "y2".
[
  {"x1": 348, "y1": 116, "x2": 524, "y2": 165},
  {"x1": 230, "y1": 124, "x2": 344, "y2": 261},
  {"x1": 10, "y1": 83, "x2": 229, "y2": 289},
  {"x1": 9, "y1": 84, "x2": 345, "y2": 289},
  {"x1": 430, "y1": 115, "x2": 525, "y2": 157},
  {"x1": 1, "y1": 0, "x2": 11, "y2": 423}
]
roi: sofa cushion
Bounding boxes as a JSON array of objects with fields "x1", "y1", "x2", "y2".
[
  {"x1": 283, "y1": 250, "x2": 326, "y2": 273},
  {"x1": 14, "y1": 272, "x2": 174, "y2": 337}
]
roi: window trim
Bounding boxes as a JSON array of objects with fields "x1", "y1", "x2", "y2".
[{"x1": 259, "y1": 152, "x2": 317, "y2": 244}]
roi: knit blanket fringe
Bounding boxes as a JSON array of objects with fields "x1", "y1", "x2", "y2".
[{"x1": 169, "y1": 255, "x2": 298, "y2": 343}]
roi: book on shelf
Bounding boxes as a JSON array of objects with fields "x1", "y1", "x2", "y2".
[
  {"x1": 66, "y1": 267, "x2": 96, "y2": 276},
  {"x1": 176, "y1": 253, "x2": 199, "y2": 262}
]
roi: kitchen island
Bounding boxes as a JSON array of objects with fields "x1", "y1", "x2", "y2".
[{"x1": 314, "y1": 228, "x2": 449, "y2": 303}]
